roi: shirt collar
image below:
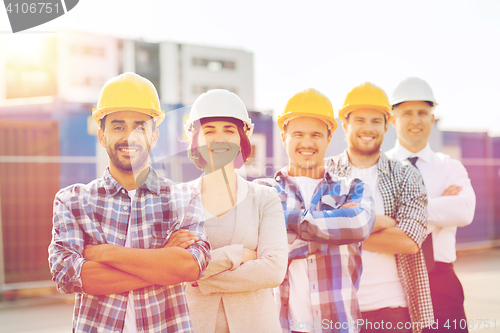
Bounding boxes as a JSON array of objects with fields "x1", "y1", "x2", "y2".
[
  {"x1": 274, "y1": 165, "x2": 339, "y2": 184},
  {"x1": 376, "y1": 152, "x2": 390, "y2": 175},
  {"x1": 100, "y1": 166, "x2": 160, "y2": 196},
  {"x1": 336, "y1": 150, "x2": 391, "y2": 176},
  {"x1": 392, "y1": 141, "x2": 432, "y2": 163}
]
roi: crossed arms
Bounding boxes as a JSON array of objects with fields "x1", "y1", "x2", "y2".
[
  {"x1": 48, "y1": 195, "x2": 210, "y2": 296},
  {"x1": 363, "y1": 166, "x2": 427, "y2": 254},
  {"x1": 81, "y1": 231, "x2": 206, "y2": 295},
  {"x1": 252, "y1": 177, "x2": 375, "y2": 260}
]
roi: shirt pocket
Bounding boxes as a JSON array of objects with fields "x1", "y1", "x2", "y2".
[{"x1": 151, "y1": 221, "x2": 169, "y2": 248}]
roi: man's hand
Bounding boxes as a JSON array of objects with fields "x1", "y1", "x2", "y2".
[
  {"x1": 241, "y1": 248, "x2": 257, "y2": 264},
  {"x1": 164, "y1": 229, "x2": 199, "y2": 249},
  {"x1": 339, "y1": 202, "x2": 360, "y2": 209},
  {"x1": 442, "y1": 185, "x2": 462, "y2": 196},
  {"x1": 371, "y1": 215, "x2": 397, "y2": 233}
]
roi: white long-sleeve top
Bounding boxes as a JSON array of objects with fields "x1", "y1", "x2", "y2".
[{"x1": 386, "y1": 142, "x2": 476, "y2": 263}]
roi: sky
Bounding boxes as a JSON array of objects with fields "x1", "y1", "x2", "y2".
[{"x1": 1, "y1": 0, "x2": 500, "y2": 134}]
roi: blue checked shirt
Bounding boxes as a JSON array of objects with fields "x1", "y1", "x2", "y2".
[
  {"x1": 48, "y1": 167, "x2": 211, "y2": 333},
  {"x1": 327, "y1": 152, "x2": 434, "y2": 333},
  {"x1": 255, "y1": 167, "x2": 375, "y2": 333}
]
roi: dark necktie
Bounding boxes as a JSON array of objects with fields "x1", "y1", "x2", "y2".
[{"x1": 408, "y1": 156, "x2": 435, "y2": 272}]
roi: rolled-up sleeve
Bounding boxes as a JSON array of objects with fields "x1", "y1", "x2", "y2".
[
  {"x1": 173, "y1": 186, "x2": 212, "y2": 279},
  {"x1": 186, "y1": 238, "x2": 211, "y2": 280},
  {"x1": 48, "y1": 192, "x2": 87, "y2": 294}
]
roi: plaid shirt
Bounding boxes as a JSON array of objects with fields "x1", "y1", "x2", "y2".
[
  {"x1": 255, "y1": 167, "x2": 375, "y2": 333},
  {"x1": 48, "y1": 167, "x2": 211, "y2": 333},
  {"x1": 327, "y1": 152, "x2": 434, "y2": 333}
]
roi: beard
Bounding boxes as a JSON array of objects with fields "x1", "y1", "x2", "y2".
[
  {"x1": 350, "y1": 142, "x2": 381, "y2": 156},
  {"x1": 349, "y1": 133, "x2": 383, "y2": 157},
  {"x1": 106, "y1": 142, "x2": 150, "y2": 174}
]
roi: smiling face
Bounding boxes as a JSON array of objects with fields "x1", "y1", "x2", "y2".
[
  {"x1": 392, "y1": 101, "x2": 435, "y2": 153},
  {"x1": 342, "y1": 108, "x2": 388, "y2": 158},
  {"x1": 98, "y1": 111, "x2": 158, "y2": 175},
  {"x1": 197, "y1": 121, "x2": 242, "y2": 171},
  {"x1": 281, "y1": 117, "x2": 332, "y2": 179}
]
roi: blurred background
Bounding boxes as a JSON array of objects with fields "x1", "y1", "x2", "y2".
[{"x1": 0, "y1": 0, "x2": 499, "y2": 308}]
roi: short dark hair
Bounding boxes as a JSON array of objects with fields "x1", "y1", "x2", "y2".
[
  {"x1": 187, "y1": 121, "x2": 252, "y2": 170},
  {"x1": 100, "y1": 114, "x2": 157, "y2": 132}
]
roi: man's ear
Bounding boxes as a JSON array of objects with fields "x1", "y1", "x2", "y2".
[
  {"x1": 281, "y1": 130, "x2": 287, "y2": 148},
  {"x1": 391, "y1": 115, "x2": 397, "y2": 128},
  {"x1": 98, "y1": 129, "x2": 106, "y2": 148},
  {"x1": 341, "y1": 119, "x2": 348, "y2": 133},
  {"x1": 150, "y1": 129, "x2": 160, "y2": 149}
]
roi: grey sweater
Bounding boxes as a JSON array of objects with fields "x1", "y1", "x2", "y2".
[{"x1": 185, "y1": 175, "x2": 287, "y2": 333}]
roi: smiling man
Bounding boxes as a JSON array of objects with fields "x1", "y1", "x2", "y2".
[
  {"x1": 386, "y1": 77, "x2": 476, "y2": 332},
  {"x1": 48, "y1": 72, "x2": 210, "y2": 333},
  {"x1": 327, "y1": 82, "x2": 433, "y2": 333},
  {"x1": 256, "y1": 88, "x2": 375, "y2": 333}
]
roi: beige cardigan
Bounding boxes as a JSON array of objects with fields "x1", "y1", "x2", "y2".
[{"x1": 185, "y1": 176, "x2": 288, "y2": 333}]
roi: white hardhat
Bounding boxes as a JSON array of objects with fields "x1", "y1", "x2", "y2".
[
  {"x1": 390, "y1": 77, "x2": 438, "y2": 107},
  {"x1": 184, "y1": 89, "x2": 254, "y2": 139}
]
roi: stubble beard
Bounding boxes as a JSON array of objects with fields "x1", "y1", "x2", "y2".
[
  {"x1": 349, "y1": 134, "x2": 383, "y2": 158},
  {"x1": 290, "y1": 153, "x2": 326, "y2": 178},
  {"x1": 107, "y1": 142, "x2": 150, "y2": 174}
]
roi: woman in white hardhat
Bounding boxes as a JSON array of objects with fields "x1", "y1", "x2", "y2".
[
  {"x1": 184, "y1": 89, "x2": 254, "y2": 171},
  {"x1": 178, "y1": 89, "x2": 287, "y2": 333}
]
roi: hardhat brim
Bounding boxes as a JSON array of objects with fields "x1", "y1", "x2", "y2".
[
  {"x1": 339, "y1": 105, "x2": 392, "y2": 122},
  {"x1": 92, "y1": 106, "x2": 165, "y2": 126},
  {"x1": 277, "y1": 112, "x2": 338, "y2": 133},
  {"x1": 390, "y1": 98, "x2": 438, "y2": 107},
  {"x1": 184, "y1": 121, "x2": 254, "y2": 140}
]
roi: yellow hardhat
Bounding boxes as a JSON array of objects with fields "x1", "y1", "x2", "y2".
[
  {"x1": 92, "y1": 72, "x2": 165, "y2": 126},
  {"x1": 339, "y1": 82, "x2": 392, "y2": 122},
  {"x1": 277, "y1": 88, "x2": 337, "y2": 132}
]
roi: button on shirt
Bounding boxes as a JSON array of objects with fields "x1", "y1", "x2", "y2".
[
  {"x1": 387, "y1": 142, "x2": 476, "y2": 263},
  {"x1": 48, "y1": 167, "x2": 211, "y2": 333}
]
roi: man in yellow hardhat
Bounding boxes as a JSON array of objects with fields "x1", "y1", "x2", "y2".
[
  {"x1": 327, "y1": 82, "x2": 433, "y2": 333},
  {"x1": 387, "y1": 77, "x2": 475, "y2": 332},
  {"x1": 48, "y1": 72, "x2": 211, "y2": 332},
  {"x1": 256, "y1": 88, "x2": 375, "y2": 333}
]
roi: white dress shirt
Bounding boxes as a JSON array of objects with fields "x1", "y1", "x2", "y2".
[{"x1": 386, "y1": 142, "x2": 476, "y2": 263}]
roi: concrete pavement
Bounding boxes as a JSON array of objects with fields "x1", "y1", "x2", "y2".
[
  {"x1": 454, "y1": 247, "x2": 500, "y2": 333},
  {"x1": 0, "y1": 294, "x2": 73, "y2": 333}
]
